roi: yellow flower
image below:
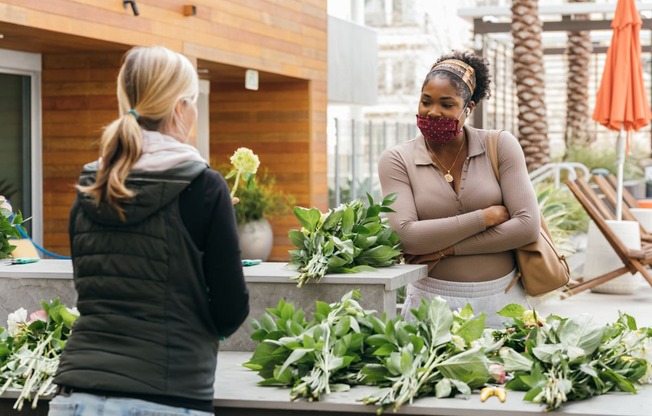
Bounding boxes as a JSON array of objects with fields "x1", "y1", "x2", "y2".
[
  {"x1": 522, "y1": 310, "x2": 545, "y2": 326},
  {"x1": 230, "y1": 147, "x2": 260, "y2": 175},
  {"x1": 228, "y1": 148, "x2": 260, "y2": 198}
]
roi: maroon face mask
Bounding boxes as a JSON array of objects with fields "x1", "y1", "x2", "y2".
[{"x1": 416, "y1": 107, "x2": 467, "y2": 145}]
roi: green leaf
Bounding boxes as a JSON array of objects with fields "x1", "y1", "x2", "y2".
[
  {"x1": 427, "y1": 297, "x2": 454, "y2": 346},
  {"x1": 372, "y1": 343, "x2": 397, "y2": 357},
  {"x1": 322, "y1": 209, "x2": 343, "y2": 231},
  {"x1": 455, "y1": 315, "x2": 485, "y2": 344},
  {"x1": 288, "y1": 230, "x2": 306, "y2": 248},
  {"x1": 400, "y1": 348, "x2": 414, "y2": 374},
  {"x1": 449, "y1": 379, "x2": 472, "y2": 399},
  {"x1": 334, "y1": 317, "x2": 351, "y2": 337},
  {"x1": 506, "y1": 374, "x2": 532, "y2": 391},
  {"x1": 500, "y1": 348, "x2": 533, "y2": 372},
  {"x1": 435, "y1": 378, "x2": 452, "y2": 398},
  {"x1": 497, "y1": 304, "x2": 526, "y2": 318},
  {"x1": 278, "y1": 348, "x2": 312, "y2": 377},
  {"x1": 558, "y1": 315, "x2": 604, "y2": 355},
  {"x1": 436, "y1": 347, "x2": 491, "y2": 389},
  {"x1": 293, "y1": 206, "x2": 321, "y2": 232},
  {"x1": 341, "y1": 206, "x2": 355, "y2": 234},
  {"x1": 532, "y1": 344, "x2": 563, "y2": 364},
  {"x1": 381, "y1": 192, "x2": 398, "y2": 206},
  {"x1": 315, "y1": 301, "x2": 331, "y2": 317}
]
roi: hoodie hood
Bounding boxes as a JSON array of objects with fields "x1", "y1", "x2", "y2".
[{"x1": 77, "y1": 160, "x2": 207, "y2": 226}]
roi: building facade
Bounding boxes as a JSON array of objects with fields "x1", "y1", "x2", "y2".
[{"x1": 0, "y1": 0, "x2": 328, "y2": 260}]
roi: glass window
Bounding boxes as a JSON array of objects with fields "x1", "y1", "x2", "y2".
[{"x1": 0, "y1": 73, "x2": 32, "y2": 233}]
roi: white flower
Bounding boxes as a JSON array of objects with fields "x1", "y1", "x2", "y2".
[
  {"x1": 0, "y1": 195, "x2": 12, "y2": 217},
  {"x1": 7, "y1": 307, "x2": 28, "y2": 336},
  {"x1": 230, "y1": 147, "x2": 260, "y2": 175},
  {"x1": 66, "y1": 306, "x2": 80, "y2": 317},
  {"x1": 451, "y1": 335, "x2": 466, "y2": 351}
]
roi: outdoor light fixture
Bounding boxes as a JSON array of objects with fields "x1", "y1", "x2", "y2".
[
  {"x1": 123, "y1": 0, "x2": 139, "y2": 16},
  {"x1": 183, "y1": 5, "x2": 197, "y2": 16}
]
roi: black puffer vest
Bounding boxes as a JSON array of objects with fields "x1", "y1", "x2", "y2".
[{"x1": 54, "y1": 160, "x2": 219, "y2": 401}]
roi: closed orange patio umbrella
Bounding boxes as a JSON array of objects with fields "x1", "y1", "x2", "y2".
[{"x1": 592, "y1": 0, "x2": 652, "y2": 220}]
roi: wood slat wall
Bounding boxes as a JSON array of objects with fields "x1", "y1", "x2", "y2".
[
  {"x1": 41, "y1": 53, "x2": 123, "y2": 255},
  {"x1": 2, "y1": 1, "x2": 327, "y2": 258}
]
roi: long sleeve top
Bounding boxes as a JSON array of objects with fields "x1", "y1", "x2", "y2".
[{"x1": 378, "y1": 126, "x2": 540, "y2": 282}]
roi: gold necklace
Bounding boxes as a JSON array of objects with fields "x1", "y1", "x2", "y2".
[{"x1": 428, "y1": 137, "x2": 465, "y2": 183}]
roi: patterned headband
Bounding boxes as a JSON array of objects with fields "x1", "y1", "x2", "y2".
[{"x1": 430, "y1": 59, "x2": 476, "y2": 96}]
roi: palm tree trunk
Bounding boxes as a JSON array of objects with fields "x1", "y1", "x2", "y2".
[
  {"x1": 565, "y1": 0, "x2": 594, "y2": 151},
  {"x1": 511, "y1": 0, "x2": 549, "y2": 172}
]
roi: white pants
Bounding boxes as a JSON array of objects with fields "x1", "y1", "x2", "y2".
[{"x1": 402, "y1": 269, "x2": 537, "y2": 328}]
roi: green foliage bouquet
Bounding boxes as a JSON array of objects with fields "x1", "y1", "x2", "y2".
[
  {"x1": 288, "y1": 193, "x2": 402, "y2": 287},
  {"x1": 0, "y1": 299, "x2": 79, "y2": 410},
  {"x1": 0, "y1": 195, "x2": 24, "y2": 260},
  {"x1": 244, "y1": 292, "x2": 652, "y2": 414},
  {"x1": 495, "y1": 304, "x2": 652, "y2": 411}
]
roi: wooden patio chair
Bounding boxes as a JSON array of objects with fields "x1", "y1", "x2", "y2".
[
  {"x1": 603, "y1": 174, "x2": 640, "y2": 209},
  {"x1": 592, "y1": 174, "x2": 652, "y2": 244},
  {"x1": 564, "y1": 177, "x2": 652, "y2": 296}
]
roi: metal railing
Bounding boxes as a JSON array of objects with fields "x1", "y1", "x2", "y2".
[{"x1": 328, "y1": 118, "x2": 416, "y2": 208}]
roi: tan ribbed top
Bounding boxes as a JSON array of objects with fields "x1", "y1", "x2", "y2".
[{"x1": 378, "y1": 125, "x2": 540, "y2": 282}]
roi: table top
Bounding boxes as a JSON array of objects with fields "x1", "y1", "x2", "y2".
[
  {"x1": 0, "y1": 260, "x2": 427, "y2": 290},
  {"x1": 214, "y1": 351, "x2": 652, "y2": 416}
]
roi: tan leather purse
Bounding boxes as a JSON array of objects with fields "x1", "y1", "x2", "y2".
[{"x1": 486, "y1": 130, "x2": 570, "y2": 296}]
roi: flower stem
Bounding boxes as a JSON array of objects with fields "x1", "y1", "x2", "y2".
[{"x1": 230, "y1": 169, "x2": 242, "y2": 198}]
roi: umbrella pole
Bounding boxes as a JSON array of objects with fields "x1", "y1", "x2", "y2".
[{"x1": 616, "y1": 127, "x2": 626, "y2": 221}]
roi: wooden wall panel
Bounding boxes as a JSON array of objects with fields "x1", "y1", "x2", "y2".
[{"x1": 41, "y1": 52, "x2": 123, "y2": 255}]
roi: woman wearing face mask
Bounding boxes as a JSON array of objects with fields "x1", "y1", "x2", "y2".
[
  {"x1": 378, "y1": 50, "x2": 539, "y2": 328},
  {"x1": 49, "y1": 46, "x2": 249, "y2": 416}
]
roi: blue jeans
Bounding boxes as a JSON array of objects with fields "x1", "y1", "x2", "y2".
[{"x1": 48, "y1": 392, "x2": 214, "y2": 416}]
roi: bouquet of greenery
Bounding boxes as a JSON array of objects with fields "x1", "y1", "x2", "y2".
[
  {"x1": 0, "y1": 299, "x2": 79, "y2": 410},
  {"x1": 495, "y1": 304, "x2": 652, "y2": 411},
  {"x1": 0, "y1": 195, "x2": 24, "y2": 260},
  {"x1": 288, "y1": 193, "x2": 402, "y2": 287},
  {"x1": 244, "y1": 292, "x2": 652, "y2": 414},
  {"x1": 243, "y1": 291, "x2": 498, "y2": 414}
]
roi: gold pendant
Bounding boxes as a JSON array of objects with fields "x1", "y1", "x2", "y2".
[{"x1": 444, "y1": 173, "x2": 454, "y2": 183}]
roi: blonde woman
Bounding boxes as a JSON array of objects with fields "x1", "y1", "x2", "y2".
[{"x1": 49, "y1": 46, "x2": 249, "y2": 416}]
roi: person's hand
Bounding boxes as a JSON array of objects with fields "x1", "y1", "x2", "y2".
[
  {"x1": 232, "y1": 197, "x2": 240, "y2": 205},
  {"x1": 482, "y1": 205, "x2": 509, "y2": 227}
]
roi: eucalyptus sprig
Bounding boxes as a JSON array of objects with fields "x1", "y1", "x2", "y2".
[{"x1": 288, "y1": 193, "x2": 402, "y2": 287}]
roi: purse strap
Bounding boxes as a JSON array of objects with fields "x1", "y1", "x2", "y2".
[
  {"x1": 485, "y1": 130, "x2": 523, "y2": 294},
  {"x1": 486, "y1": 129, "x2": 503, "y2": 180}
]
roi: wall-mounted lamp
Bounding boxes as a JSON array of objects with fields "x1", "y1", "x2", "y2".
[
  {"x1": 123, "y1": 0, "x2": 139, "y2": 16},
  {"x1": 245, "y1": 69, "x2": 259, "y2": 91},
  {"x1": 183, "y1": 5, "x2": 197, "y2": 16}
]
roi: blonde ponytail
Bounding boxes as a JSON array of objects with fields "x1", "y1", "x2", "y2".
[
  {"x1": 78, "y1": 114, "x2": 142, "y2": 220},
  {"x1": 77, "y1": 46, "x2": 198, "y2": 221}
]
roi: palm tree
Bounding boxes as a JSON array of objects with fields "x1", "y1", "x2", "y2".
[
  {"x1": 511, "y1": 0, "x2": 549, "y2": 172},
  {"x1": 565, "y1": 0, "x2": 594, "y2": 150}
]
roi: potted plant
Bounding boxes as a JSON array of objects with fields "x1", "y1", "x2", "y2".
[{"x1": 217, "y1": 148, "x2": 294, "y2": 261}]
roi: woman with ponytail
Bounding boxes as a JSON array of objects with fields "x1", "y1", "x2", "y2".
[{"x1": 49, "y1": 46, "x2": 249, "y2": 416}]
